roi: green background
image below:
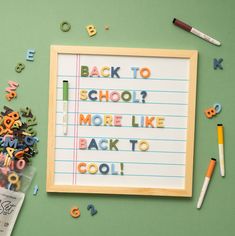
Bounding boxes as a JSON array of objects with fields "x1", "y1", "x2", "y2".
[{"x1": 0, "y1": 0, "x2": 234, "y2": 235}]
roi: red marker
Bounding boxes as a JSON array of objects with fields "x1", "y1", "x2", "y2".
[{"x1": 173, "y1": 18, "x2": 221, "y2": 46}]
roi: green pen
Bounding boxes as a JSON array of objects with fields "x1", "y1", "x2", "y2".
[{"x1": 63, "y1": 80, "x2": 68, "y2": 135}]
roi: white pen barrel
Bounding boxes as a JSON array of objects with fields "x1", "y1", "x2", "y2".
[
  {"x1": 63, "y1": 101, "x2": 68, "y2": 135},
  {"x1": 191, "y1": 28, "x2": 220, "y2": 46},
  {"x1": 218, "y1": 144, "x2": 225, "y2": 176},
  {"x1": 197, "y1": 177, "x2": 210, "y2": 209}
]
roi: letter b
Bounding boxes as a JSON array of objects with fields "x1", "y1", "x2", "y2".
[{"x1": 86, "y1": 25, "x2": 96, "y2": 37}]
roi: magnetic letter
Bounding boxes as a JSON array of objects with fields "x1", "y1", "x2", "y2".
[
  {"x1": 92, "y1": 115, "x2": 103, "y2": 126},
  {"x1": 87, "y1": 163, "x2": 98, "y2": 174},
  {"x1": 145, "y1": 116, "x2": 154, "y2": 128},
  {"x1": 81, "y1": 66, "x2": 89, "y2": 77},
  {"x1": 99, "y1": 163, "x2": 110, "y2": 175},
  {"x1": 204, "y1": 108, "x2": 216, "y2": 118},
  {"x1": 129, "y1": 139, "x2": 138, "y2": 151},
  {"x1": 156, "y1": 117, "x2": 165, "y2": 128},
  {"x1": 88, "y1": 139, "x2": 98, "y2": 150},
  {"x1": 110, "y1": 91, "x2": 120, "y2": 102},
  {"x1": 24, "y1": 136, "x2": 36, "y2": 146},
  {"x1": 4, "y1": 137, "x2": 18, "y2": 148},
  {"x1": 109, "y1": 139, "x2": 119, "y2": 151},
  {"x1": 114, "y1": 116, "x2": 122, "y2": 126},
  {"x1": 88, "y1": 90, "x2": 97, "y2": 101},
  {"x1": 111, "y1": 163, "x2": 118, "y2": 175},
  {"x1": 79, "y1": 138, "x2": 87, "y2": 149},
  {"x1": 99, "y1": 90, "x2": 109, "y2": 102},
  {"x1": 131, "y1": 67, "x2": 139, "y2": 78},
  {"x1": 121, "y1": 91, "x2": 131, "y2": 102},
  {"x1": 80, "y1": 90, "x2": 88, "y2": 100},
  {"x1": 101, "y1": 66, "x2": 110, "y2": 77},
  {"x1": 80, "y1": 114, "x2": 91, "y2": 125},
  {"x1": 5, "y1": 81, "x2": 19, "y2": 93},
  {"x1": 86, "y1": 25, "x2": 97, "y2": 37},
  {"x1": 140, "y1": 67, "x2": 151, "y2": 78},
  {"x1": 213, "y1": 58, "x2": 223, "y2": 70},
  {"x1": 90, "y1": 66, "x2": 100, "y2": 77},
  {"x1": 26, "y1": 49, "x2": 35, "y2": 61},
  {"x1": 138, "y1": 140, "x2": 149, "y2": 151},
  {"x1": 111, "y1": 67, "x2": 120, "y2": 78},
  {"x1": 132, "y1": 116, "x2": 139, "y2": 127},
  {"x1": 104, "y1": 115, "x2": 113, "y2": 126},
  {"x1": 99, "y1": 139, "x2": 108, "y2": 150},
  {"x1": 77, "y1": 162, "x2": 87, "y2": 174}
]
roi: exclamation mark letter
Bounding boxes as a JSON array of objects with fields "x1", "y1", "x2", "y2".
[{"x1": 120, "y1": 163, "x2": 124, "y2": 175}]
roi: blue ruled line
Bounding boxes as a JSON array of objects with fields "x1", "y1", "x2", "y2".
[
  {"x1": 55, "y1": 159, "x2": 185, "y2": 166},
  {"x1": 55, "y1": 135, "x2": 186, "y2": 142},
  {"x1": 56, "y1": 99, "x2": 188, "y2": 106},
  {"x1": 56, "y1": 111, "x2": 188, "y2": 118},
  {"x1": 54, "y1": 148, "x2": 186, "y2": 154},
  {"x1": 57, "y1": 87, "x2": 188, "y2": 94},
  {"x1": 54, "y1": 171, "x2": 184, "y2": 178},
  {"x1": 56, "y1": 123, "x2": 187, "y2": 130},
  {"x1": 58, "y1": 75, "x2": 189, "y2": 81}
]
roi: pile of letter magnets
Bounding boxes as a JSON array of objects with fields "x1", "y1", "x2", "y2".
[{"x1": 0, "y1": 106, "x2": 39, "y2": 191}]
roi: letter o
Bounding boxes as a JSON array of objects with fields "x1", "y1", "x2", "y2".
[
  {"x1": 110, "y1": 91, "x2": 121, "y2": 102},
  {"x1": 8, "y1": 172, "x2": 19, "y2": 184},
  {"x1": 99, "y1": 163, "x2": 110, "y2": 175},
  {"x1": 138, "y1": 140, "x2": 149, "y2": 151},
  {"x1": 87, "y1": 163, "x2": 98, "y2": 174},
  {"x1": 92, "y1": 115, "x2": 103, "y2": 126},
  {"x1": 140, "y1": 67, "x2": 151, "y2": 78},
  {"x1": 16, "y1": 159, "x2": 26, "y2": 170},
  {"x1": 121, "y1": 91, "x2": 132, "y2": 102}
]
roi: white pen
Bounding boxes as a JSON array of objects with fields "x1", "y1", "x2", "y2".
[
  {"x1": 217, "y1": 124, "x2": 225, "y2": 176},
  {"x1": 63, "y1": 80, "x2": 68, "y2": 135},
  {"x1": 197, "y1": 158, "x2": 216, "y2": 209},
  {"x1": 173, "y1": 18, "x2": 221, "y2": 46}
]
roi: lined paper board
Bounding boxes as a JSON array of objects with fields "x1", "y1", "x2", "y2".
[{"x1": 47, "y1": 45, "x2": 198, "y2": 197}]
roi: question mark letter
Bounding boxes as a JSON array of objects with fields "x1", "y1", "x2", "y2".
[{"x1": 140, "y1": 91, "x2": 147, "y2": 103}]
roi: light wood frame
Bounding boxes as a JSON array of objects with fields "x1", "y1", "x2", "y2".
[{"x1": 46, "y1": 45, "x2": 198, "y2": 197}]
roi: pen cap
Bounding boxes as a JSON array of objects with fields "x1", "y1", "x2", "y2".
[
  {"x1": 217, "y1": 124, "x2": 224, "y2": 144},
  {"x1": 63, "y1": 80, "x2": 69, "y2": 100},
  {"x1": 206, "y1": 158, "x2": 216, "y2": 178},
  {"x1": 172, "y1": 18, "x2": 192, "y2": 32}
]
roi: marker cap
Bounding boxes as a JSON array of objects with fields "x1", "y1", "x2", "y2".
[
  {"x1": 206, "y1": 158, "x2": 216, "y2": 178},
  {"x1": 217, "y1": 124, "x2": 224, "y2": 144},
  {"x1": 172, "y1": 18, "x2": 192, "y2": 32},
  {"x1": 63, "y1": 80, "x2": 69, "y2": 101}
]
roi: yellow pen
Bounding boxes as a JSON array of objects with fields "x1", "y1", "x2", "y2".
[{"x1": 217, "y1": 124, "x2": 225, "y2": 177}]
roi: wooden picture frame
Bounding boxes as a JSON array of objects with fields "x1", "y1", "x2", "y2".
[{"x1": 47, "y1": 45, "x2": 198, "y2": 197}]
